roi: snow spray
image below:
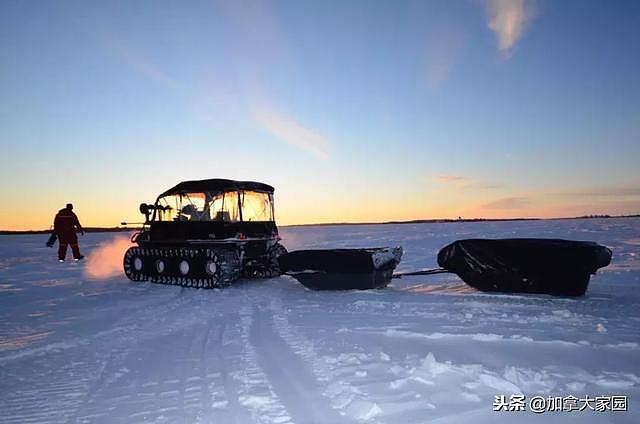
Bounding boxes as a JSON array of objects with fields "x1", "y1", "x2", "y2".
[{"x1": 84, "y1": 235, "x2": 133, "y2": 280}]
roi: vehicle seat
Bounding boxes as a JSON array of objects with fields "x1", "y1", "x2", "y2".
[{"x1": 215, "y1": 211, "x2": 231, "y2": 221}]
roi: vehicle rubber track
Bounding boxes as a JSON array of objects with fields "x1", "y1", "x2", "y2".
[
  {"x1": 243, "y1": 243, "x2": 288, "y2": 279},
  {"x1": 124, "y1": 246, "x2": 241, "y2": 288}
]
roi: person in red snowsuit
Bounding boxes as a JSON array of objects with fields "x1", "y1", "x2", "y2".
[{"x1": 54, "y1": 203, "x2": 85, "y2": 261}]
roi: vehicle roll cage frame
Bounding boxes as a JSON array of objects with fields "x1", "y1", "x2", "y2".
[{"x1": 140, "y1": 189, "x2": 276, "y2": 224}]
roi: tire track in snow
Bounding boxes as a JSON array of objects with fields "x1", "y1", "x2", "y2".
[
  {"x1": 77, "y1": 291, "x2": 209, "y2": 423},
  {"x1": 66, "y1": 348, "x2": 129, "y2": 423},
  {"x1": 178, "y1": 323, "x2": 202, "y2": 420},
  {"x1": 0, "y1": 288, "x2": 188, "y2": 365},
  {"x1": 195, "y1": 315, "x2": 251, "y2": 424},
  {"x1": 112, "y1": 319, "x2": 228, "y2": 423},
  {"x1": 250, "y1": 302, "x2": 348, "y2": 424},
  {"x1": 267, "y1": 296, "x2": 385, "y2": 423},
  {"x1": 0, "y1": 361, "x2": 98, "y2": 424},
  {"x1": 75, "y1": 305, "x2": 229, "y2": 422},
  {"x1": 233, "y1": 302, "x2": 292, "y2": 424},
  {"x1": 209, "y1": 314, "x2": 256, "y2": 424},
  {"x1": 196, "y1": 318, "x2": 216, "y2": 421},
  {"x1": 1, "y1": 290, "x2": 216, "y2": 423}
]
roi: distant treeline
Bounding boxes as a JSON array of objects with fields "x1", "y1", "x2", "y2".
[
  {"x1": 555, "y1": 214, "x2": 640, "y2": 220},
  {"x1": 284, "y1": 217, "x2": 539, "y2": 228},
  {"x1": 282, "y1": 215, "x2": 640, "y2": 228}
]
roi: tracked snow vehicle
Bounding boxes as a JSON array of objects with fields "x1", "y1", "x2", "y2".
[{"x1": 123, "y1": 179, "x2": 287, "y2": 288}]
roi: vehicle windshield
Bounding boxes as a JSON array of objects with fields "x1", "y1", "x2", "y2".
[{"x1": 154, "y1": 190, "x2": 273, "y2": 222}]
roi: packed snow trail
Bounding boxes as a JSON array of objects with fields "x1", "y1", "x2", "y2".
[{"x1": 1, "y1": 218, "x2": 639, "y2": 423}]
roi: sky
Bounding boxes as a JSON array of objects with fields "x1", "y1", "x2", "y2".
[{"x1": 1, "y1": 0, "x2": 639, "y2": 230}]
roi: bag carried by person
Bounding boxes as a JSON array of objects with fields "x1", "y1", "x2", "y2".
[{"x1": 46, "y1": 233, "x2": 57, "y2": 247}]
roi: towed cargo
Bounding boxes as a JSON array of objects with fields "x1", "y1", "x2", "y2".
[
  {"x1": 436, "y1": 238, "x2": 612, "y2": 296},
  {"x1": 279, "y1": 238, "x2": 611, "y2": 295},
  {"x1": 278, "y1": 247, "x2": 403, "y2": 290}
]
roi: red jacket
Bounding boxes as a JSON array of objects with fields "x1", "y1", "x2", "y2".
[{"x1": 54, "y1": 208, "x2": 83, "y2": 242}]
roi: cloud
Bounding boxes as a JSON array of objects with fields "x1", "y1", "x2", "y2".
[
  {"x1": 90, "y1": 27, "x2": 241, "y2": 130},
  {"x1": 254, "y1": 109, "x2": 331, "y2": 159},
  {"x1": 436, "y1": 174, "x2": 471, "y2": 183},
  {"x1": 482, "y1": 197, "x2": 530, "y2": 209},
  {"x1": 433, "y1": 174, "x2": 503, "y2": 190},
  {"x1": 86, "y1": 4, "x2": 293, "y2": 131},
  {"x1": 477, "y1": 184, "x2": 504, "y2": 190},
  {"x1": 484, "y1": 0, "x2": 535, "y2": 54},
  {"x1": 424, "y1": 22, "x2": 466, "y2": 89}
]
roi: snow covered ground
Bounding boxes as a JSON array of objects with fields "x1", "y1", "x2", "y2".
[{"x1": 1, "y1": 218, "x2": 639, "y2": 424}]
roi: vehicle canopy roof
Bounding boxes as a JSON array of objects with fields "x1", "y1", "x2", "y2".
[{"x1": 158, "y1": 179, "x2": 274, "y2": 198}]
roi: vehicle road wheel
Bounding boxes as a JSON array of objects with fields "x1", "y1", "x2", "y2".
[{"x1": 123, "y1": 247, "x2": 149, "y2": 282}]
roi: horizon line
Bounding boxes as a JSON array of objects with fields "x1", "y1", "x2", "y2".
[{"x1": 2, "y1": 214, "x2": 639, "y2": 234}]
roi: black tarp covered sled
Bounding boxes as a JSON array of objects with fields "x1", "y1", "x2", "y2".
[
  {"x1": 436, "y1": 238, "x2": 612, "y2": 296},
  {"x1": 278, "y1": 247, "x2": 403, "y2": 290}
]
